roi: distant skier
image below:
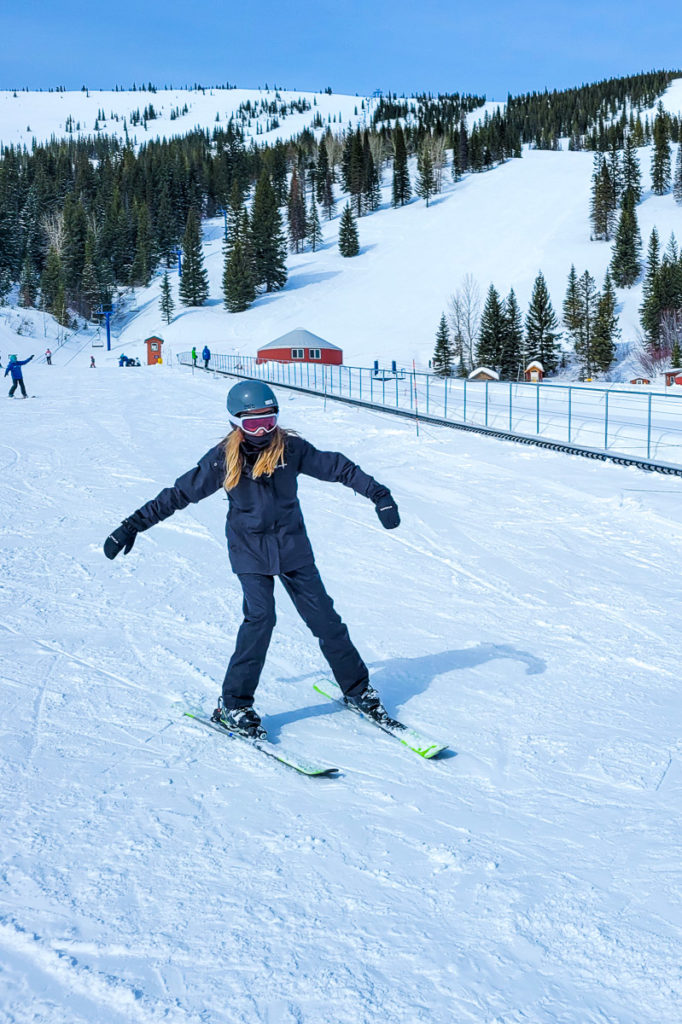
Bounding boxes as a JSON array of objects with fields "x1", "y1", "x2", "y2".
[
  {"x1": 118, "y1": 353, "x2": 127, "y2": 367},
  {"x1": 202, "y1": 345, "x2": 211, "y2": 370},
  {"x1": 103, "y1": 380, "x2": 400, "y2": 738},
  {"x1": 5, "y1": 354, "x2": 34, "y2": 398},
  {"x1": 90, "y1": 356, "x2": 96, "y2": 368},
  {"x1": 45, "y1": 348, "x2": 52, "y2": 365},
  {"x1": 191, "y1": 346, "x2": 198, "y2": 367}
]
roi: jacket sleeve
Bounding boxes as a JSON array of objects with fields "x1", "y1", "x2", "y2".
[
  {"x1": 295, "y1": 437, "x2": 387, "y2": 501},
  {"x1": 128, "y1": 444, "x2": 225, "y2": 531}
]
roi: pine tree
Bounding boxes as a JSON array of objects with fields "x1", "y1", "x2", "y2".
[
  {"x1": 672, "y1": 339, "x2": 682, "y2": 367},
  {"x1": 571, "y1": 270, "x2": 600, "y2": 377},
  {"x1": 651, "y1": 105, "x2": 671, "y2": 195},
  {"x1": 432, "y1": 313, "x2": 453, "y2": 375},
  {"x1": 338, "y1": 203, "x2": 359, "y2": 257},
  {"x1": 674, "y1": 145, "x2": 682, "y2": 205},
  {"x1": 316, "y1": 138, "x2": 330, "y2": 204},
  {"x1": 622, "y1": 134, "x2": 642, "y2": 205},
  {"x1": 159, "y1": 271, "x2": 175, "y2": 324},
  {"x1": 179, "y1": 207, "x2": 209, "y2": 306},
  {"x1": 130, "y1": 201, "x2": 153, "y2": 287},
  {"x1": 475, "y1": 285, "x2": 505, "y2": 370},
  {"x1": 500, "y1": 289, "x2": 524, "y2": 379},
  {"x1": 18, "y1": 255, "x2": 38, "y2": 308},
  {"x1": 610, "y1": 193, "x2": 642, "y2": 288},
  {"x1": 592, "y1": 272, "x2": 619, "y2": 372},
  {"x1": 81, "y1": 234, "x2": 101, "y2": 319},
  {"x1": 563, "y1": 265, "x2": 581, "y2": 342},
  {"x1": 40, "y1": 246, "x2": 64, "y2": 316},
  {"x1": 223, "y1": 232, "x2": 256, "y2": 312},
  {"x1": 525, "y1": 271, "x2": 561, "y2": 373},
  {"x1": 590, "y1": 156, "x2": 615, "y2": 240},
  {"x1": 348, "y1": 130, "x2": 364, "y2": 216},
  {"x1": 416, "y1": 141, "x2": 435, "y2": 207},
  {"x1": 363, "y1": 131, "x2": 381, "y2": 213},
  {"x1": 225, "y1": 179, "x2": 245, "y2": 257},
  {"x1": 250, "y1": 170, "x2": 287, "y2": 291},
  {"x1": 287, "y1": 168, "x2": 307, "y2": 253},
  {"x1": 392, "y1": 123, "x2": 411, "y2": 207},
  {"x1": 306, "y1": 196, "x2": 323, "y2": 251},
  {"x1": 640, "y1": 227, "x2": 661, "y2": 344}
]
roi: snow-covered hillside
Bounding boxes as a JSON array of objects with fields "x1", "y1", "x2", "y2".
[
  {"x1": 2, "y1": 80, "x2": 682, "y2": 380},
  {"x1": 2, "y1": 360, "x2": 682, "y2": 1022}
]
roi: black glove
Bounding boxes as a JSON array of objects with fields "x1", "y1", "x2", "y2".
[
  {"x1": 373, "y1": 489, "x2": 400, "y2": 530},
  {"x1": 104, "y1": 519, "x2": 138, "y2": 560}
]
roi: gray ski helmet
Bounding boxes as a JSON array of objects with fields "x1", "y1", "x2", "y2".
[{"x1": 226, "y1": 379, "x2": 278, "y2": 417}]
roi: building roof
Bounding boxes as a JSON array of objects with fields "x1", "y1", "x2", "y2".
[
  {"x1": 468, "y1": 366, "x2": 499, "y2": 380},
  {"x1": 258, "y1": 328, "x2": 342, "y2": 352},
  {"x1": 526, "y1": 360, "x2": 544, "y2": 371}
]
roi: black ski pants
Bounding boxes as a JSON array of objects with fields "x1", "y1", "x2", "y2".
[
  {"x1": 9, "y1": 378, "x2": 27, "y2": 397},
  {"x1": 222, "y1": 564, "x2": 369, "y2": 709}
]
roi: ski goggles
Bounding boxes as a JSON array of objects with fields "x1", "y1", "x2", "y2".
[{"x1": 229, "y1": 410, "x2": 279, "y2": 435}]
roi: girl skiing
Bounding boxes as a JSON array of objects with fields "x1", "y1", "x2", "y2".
[{"x1": 104, "y1": 380, "x2": 400, "y2": 737}]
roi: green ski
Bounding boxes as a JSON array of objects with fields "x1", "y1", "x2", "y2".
[{"x1": 313, "y1": 680, "x2": 448, "y2": 759}]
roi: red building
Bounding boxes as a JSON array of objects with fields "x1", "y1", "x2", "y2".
[{"x1": 257, "y1": 328, "x2": 343, "y2": 366}]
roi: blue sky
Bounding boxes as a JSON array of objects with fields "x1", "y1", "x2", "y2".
[{"x1": 2, "y1": 1, "x2": 681, "y2": 98}]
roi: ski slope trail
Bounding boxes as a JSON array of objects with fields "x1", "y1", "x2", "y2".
[{"x1": 1, "y1": 363, "x2": 681, "y2": 1023}]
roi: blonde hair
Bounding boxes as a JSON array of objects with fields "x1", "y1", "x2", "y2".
[{"x1": 223, "y1": 426, "x2": 290, "y2": 491}]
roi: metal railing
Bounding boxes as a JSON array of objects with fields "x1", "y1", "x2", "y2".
[{"x1": 177, "y1": 352, "x2": 682, "y2": 469}]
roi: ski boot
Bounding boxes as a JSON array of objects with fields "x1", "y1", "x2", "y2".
[
  {"x1": 212, "y1": 700, "x2": 266, "y2": 739},
  {"x1": 344, "y1": 683, "x2": 400, "y2": 728}
]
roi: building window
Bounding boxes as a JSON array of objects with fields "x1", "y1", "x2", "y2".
[
  {"x1": 291, "y1": 348, "x2": 305, "y2": 359},
  {"x1": 309, "y1": 349, "x2": 321, "y2": 360}
]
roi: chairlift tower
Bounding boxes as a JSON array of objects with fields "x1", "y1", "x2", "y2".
[
  {"x1": 94, "y1": 307, "x2": 113, "y2": 351},
  {"x1": 173, "y1": 247, "x2": 184, "y2": 277}
]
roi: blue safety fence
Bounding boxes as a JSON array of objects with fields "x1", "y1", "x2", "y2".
[{"x1": 177, "y1": 352, "x2": 682, "y2": 469}]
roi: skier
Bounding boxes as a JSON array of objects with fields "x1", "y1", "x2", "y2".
[
  {"x1": 119, "y1": 353, "x2": 127, "y2": 367},
  {"x1": 45, "y1": 348, "x2": 52, "y2": 365},
  {"x1": 5, "y1": 354, "x2": 34, "y2": 398},
  {"x1": 191, "y1": 346, "x2": 198, "y2": 367},
  {"x1": 202, "y1": 345, "x2": 211, "y2": 370},
  {"x1": 90, "y1": 356, "x2": 96, "y2": 368},
  {"x1": 103, "y1": 380, "x2": 400, "y2": 738}
]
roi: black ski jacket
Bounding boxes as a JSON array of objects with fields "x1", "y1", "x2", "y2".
[{"x1": 129, "y1": 433, "x2": 388, "y2": 575}]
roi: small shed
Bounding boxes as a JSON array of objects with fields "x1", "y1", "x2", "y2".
[
  {"x1": 468, "y1": 366, "x2": 499, "y2": 382},
  {"x1": 664, "y1": 367, "x2": 682, "y2": 386},
  {"x1": 524, "y1": 360, "x2": 544, "y2": 383},
  {"x1": 630, "y1": 377, "x2": 651, "y2": 385},
  {"x1": 257, "y1": 328, "x2": 343, "y2": 366},
  {"x1": 145, "y1": 335, "x2": 164, "y2": 365}
]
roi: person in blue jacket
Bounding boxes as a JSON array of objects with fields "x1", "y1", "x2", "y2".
[
  {"x1": 104, "y1": 380, "x2": 400, "y2": 737},
  {"x1": 202, "y1": 345, "x2": 211, "y2": 370},
  {"x1": 5, "y1": 354, "x2": 34, "y2": 398}
]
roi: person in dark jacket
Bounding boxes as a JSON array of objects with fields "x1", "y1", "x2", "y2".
[
  {"x1": 202, "y1": 345, "x2": 211, "y2": 370},
  {"x1": 104, "y1": 379, "x2": 400, "y2": 737},
  {"x1": 5, "y1": 354, "x2": 34, "y2": 398}
]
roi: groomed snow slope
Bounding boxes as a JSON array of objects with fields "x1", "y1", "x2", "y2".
[{"x1": 2, "y1": 362, "x2": 681, "y2": 1023}]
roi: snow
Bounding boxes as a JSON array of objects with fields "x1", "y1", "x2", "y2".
[{"x1": 2, "y1": 360, "x2": 682, "y2": 1022}]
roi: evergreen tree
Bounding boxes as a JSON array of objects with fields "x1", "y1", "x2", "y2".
[
  {"x1": 475, "y1": 284, "x2": 505, "y2": 370},
  {"x1": 416, "y1": 141, "x2": 435, "y2": 207},
  {"x1": 81, "y1": 234, "x2": 101, "y2": 319},
  {"x1": 225, "y1": 179, "x2": 245, "y2": 256},
  {"x1": 316, "y1": 138, "x2": 330, "y2": 204},
  {"x1": 223, "y1": 231, "x2": 256, "y2": 311},
  {"x1": 61, "y1": 192, "x2": 88, "y2": 297},
  {"x1": 392, "y1": 123, "x2": 411, "y2": 207},
  {"x1": 130, "y1": 201, "x2": 153, "y2": 287},
  {"x1": 432, "y1": 313, "x2": 453, "y2": 375},
  {"x1": 348, "y1": 130, "x2": 364, "y2": 215},
  {"x1": 621, "y1": 134, "x2": 642, "y2": 204},
  {"x1": 674, "y1": 145, "x2": 682, "y2": 205},
  {"x1": 651, "y1": 105, "x2": 671, "y2": 195},
  {"x1": 610, "y1": 193, "x2": 642, "y2": 287},
  {"x1": 18, "y1": 255, "x2": 38, "y2": 308},
  {"x1": 592, "y1": 272, "x2": 619, "y2": 372},
  {"x1": 563, "y1": 264, "x2": 581, "y2": 342},
  {"x1": 500, "y1": 289, "x2": 524, "y2": 379},
  {"x1": 338, "y1": 203, "x2": 359, "y2": 257},
  {"x1": 306, "y1": 196, "x2": 323, "y2": 251},
  {"x1": 640, "y1": 227, "x2": 661, "y2": 344},
  {"x1": 571, "y1": 270, "x2": 600, "y2": 377},
  {"x1": 672, "y1": 338, "x2": 682, "y2": 367},
  {"x1": 287, "y1": 168, "x2": 307, "y2": 253},
  {"x1": 159, "y1": 270, "x2": 175, "y2": 324},
  {"x1": 250, "y1": 170, "x2": 287, "y2": 291},
  {"x1": 363, "y1": 131, "x2": 381, "y2": 212},
  {"x1": 179, "y1": 207, "x2": 209, "y2": 306},
  {"x1": 40, "y1": 246, "x2": 64, "y2": 316},
  {"x1": 525, "y1": 271, "x2": 561, "y2": 373},
  {"x1": 590, "y1": 156, "x2": 615, "y2": 240}
]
